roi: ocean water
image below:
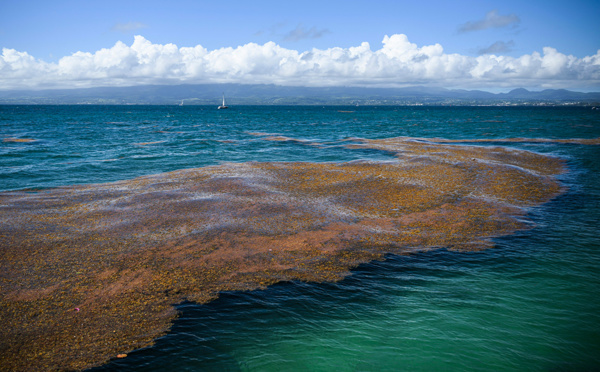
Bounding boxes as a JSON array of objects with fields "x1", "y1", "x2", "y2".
[{"x1": 1, "y1": 105, "x2": 599, "y2": 371}]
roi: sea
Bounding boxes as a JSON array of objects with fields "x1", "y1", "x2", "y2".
[{"x1": 1, "y1": 105, "x2": 599, "y2": 371}]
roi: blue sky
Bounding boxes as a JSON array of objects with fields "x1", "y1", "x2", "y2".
[{"x1": 1, "y1": 0, "x2": 599, "y2": 91}]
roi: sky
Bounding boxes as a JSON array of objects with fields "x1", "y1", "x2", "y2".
[{"x1": 1, "y1": 0, "x2": 599, "y2": 92}]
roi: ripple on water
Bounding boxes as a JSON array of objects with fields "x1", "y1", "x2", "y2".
[
  {"x1": 2, "y1": 136, "x2": 597, "y2": 371},
  {"x1": 91, "y1": 239, "x2": 599, "y2": 371}
]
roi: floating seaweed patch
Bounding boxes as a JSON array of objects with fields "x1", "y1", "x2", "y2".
[
  {"x1": 132, "y1": 141, "x2": 166, "y2": 146},
  {"x1": 0, "y1": 136, "x2": 569, "y2": 371},
  {"x1": 3, "y1": 137, "x2": 37, "y2": 143}
]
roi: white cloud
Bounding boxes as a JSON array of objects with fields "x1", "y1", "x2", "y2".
[
  {"x1": 1, "y1": 34, "x2": 599, "y2": 91},
  {"x1": 458, "y1": 10, "x2": 520, "y2": 33}
]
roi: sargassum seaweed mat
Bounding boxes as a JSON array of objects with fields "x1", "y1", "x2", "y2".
[{"x1": 0, "y1": 137, "x2": 569, "y2": 371}]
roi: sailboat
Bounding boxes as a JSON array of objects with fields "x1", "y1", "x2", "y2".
[{"x1": 218, "y1": 94, "x2": 228, "y2": 109}]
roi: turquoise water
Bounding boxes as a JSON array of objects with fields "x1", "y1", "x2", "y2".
[{"x1": 2, "y1": 105, "x2": 599, "y2": 371}]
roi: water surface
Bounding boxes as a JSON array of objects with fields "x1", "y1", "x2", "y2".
[{"x1": 1, "y1": 105, "x2": 599, "y2": 371}]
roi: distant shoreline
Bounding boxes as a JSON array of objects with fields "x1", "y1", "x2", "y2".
[
  {"x1": 1, "y1": 103, "x2": 599, "y2": 107},
  {"x1": 1, "y1": 84, "x2": 598, "y2": 106}
]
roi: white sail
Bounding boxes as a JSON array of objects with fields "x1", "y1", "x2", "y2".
[{"x1": 218, "y1": 93, "x2": 228, "y2": 109}]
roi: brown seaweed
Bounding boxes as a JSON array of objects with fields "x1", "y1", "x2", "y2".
[{"x1": 0, "y1": 137, "x2": 566, "y2": 371}]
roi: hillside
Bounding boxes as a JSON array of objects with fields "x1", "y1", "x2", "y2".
[{"x1": 1, "y1": 84, "x2": 599, "y2": 105}]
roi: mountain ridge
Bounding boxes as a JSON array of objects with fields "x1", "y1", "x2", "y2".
[{"x1": 1, "y1": 84, "x2": 599, "y2": 105}]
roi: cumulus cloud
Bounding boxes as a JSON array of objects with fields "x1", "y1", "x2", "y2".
[
  {"x1": 478, "y1": 40, "x2": 515, "y2": 55},
  {"x1": 458, "y1": 10, "x2": 520, "y2": 33},
  {"x1": 1, "y1": 34, "x2": 599, "y2": 90},
  {"x1": 283, "y1": 24, "x2": 331, "y2": 42}
]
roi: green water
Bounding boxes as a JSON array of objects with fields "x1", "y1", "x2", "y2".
[{"x1": 2, "y1": 105, "x2": 599, "y2": 371}]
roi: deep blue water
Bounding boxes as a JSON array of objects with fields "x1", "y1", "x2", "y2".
[{"x1": 1, "y1": 105, "x2": 599, "y2": 371}]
